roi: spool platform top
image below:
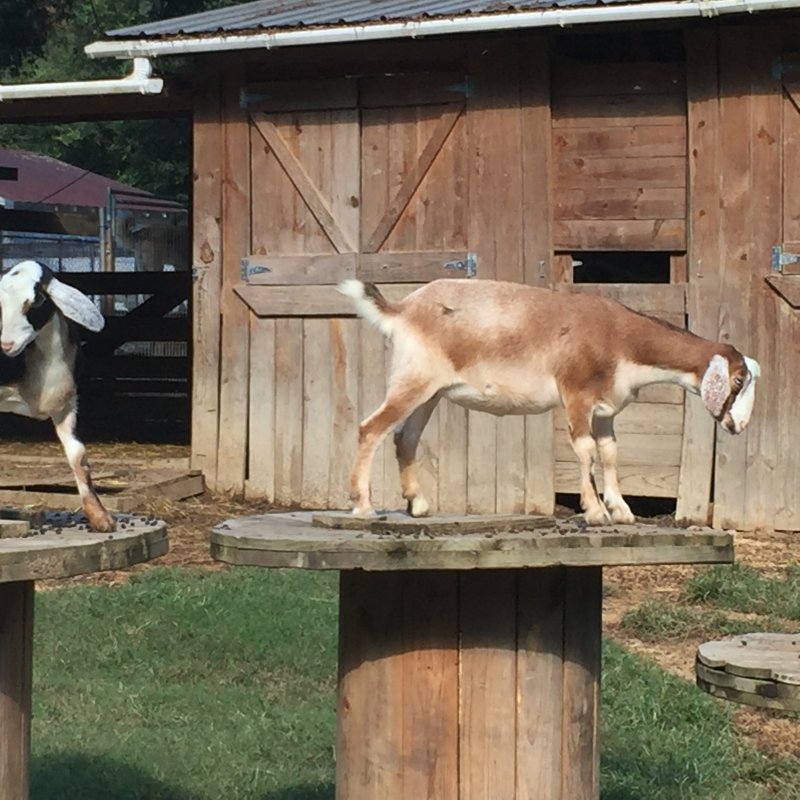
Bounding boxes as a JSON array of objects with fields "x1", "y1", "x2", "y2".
[
  {"x1": 0, "y1": 513, "x2": 168, "y2": 583},
  {"x1": 211, "y1": 511, "x2": 734, "y2": 571}
]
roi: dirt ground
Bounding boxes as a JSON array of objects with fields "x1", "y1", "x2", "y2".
[{"x1": 8, "y1": 440, "x2": 799, "y2": 763}]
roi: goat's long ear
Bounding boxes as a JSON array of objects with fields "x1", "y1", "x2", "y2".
[
  {"x1": 45, "y1": 278, "x2": 105, "y2": 332},
  {"x1": 701, "y1": 354, "x2": 730, "y2": 418}
]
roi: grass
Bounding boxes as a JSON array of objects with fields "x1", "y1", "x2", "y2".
[
  {"x1": 684, "y1": 562, "x2": 800, "y2": 620},
  {"x1": 29, "y1": 567, "x2": 800, "y2": 800},
  {"x1": 619, "y1": 601, "x2": 790, "y2": 643}
]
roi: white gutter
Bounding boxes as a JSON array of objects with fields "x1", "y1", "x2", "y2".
[
  {"x1": 85, "y1": 0, "x2": 800, "y2": 59},
  {"x1": 0, "y1": 58, "x2": 163, "y2": 101}
]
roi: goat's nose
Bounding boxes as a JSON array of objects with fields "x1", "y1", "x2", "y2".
[{"x1": 1, "y1": 341, "x2": 13, "y2": 353}]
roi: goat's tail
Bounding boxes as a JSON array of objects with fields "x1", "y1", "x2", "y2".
[{"x1": 337, "y1": 279, "x2": 396, "y2": 337}]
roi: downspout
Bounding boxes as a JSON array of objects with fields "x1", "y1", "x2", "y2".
[
  {"x1": 85, "y1": 0, "x2": 800, "y2": 59},
  {"x1": 0, "y1": 58, "x2": 162, "y2": 101}
]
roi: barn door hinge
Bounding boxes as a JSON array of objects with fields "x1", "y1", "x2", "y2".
[
  {"x1": 241, "y1": 258, "x2": 269, "y2": 281},
  {"x1": 444, "y1": 253, "x2": 477, "y2": 278},
  {"x1": 447, "y1": 77, "x2": 472, "y2": 98},
  {"x1": 771, "y1": 245, "x2": 800, "y2": 273}
]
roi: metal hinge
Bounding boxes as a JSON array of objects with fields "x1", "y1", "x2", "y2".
[
  {"x1": 241, "y1": 258, "x2": 270, "y2": 281},
  {"x1": 771, "y1": 245, "x2": 800, "y2": 273},
  {"x1": 444, "y1": 253, "x2": 477, "y2": 278}
]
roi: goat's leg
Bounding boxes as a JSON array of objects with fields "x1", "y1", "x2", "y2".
[
  {"x1": 565, "y1": 400, "x2": 610, "y2": 525},
  {"x1": 350, "y1": 381, "x2": 438, "y2": 516},
  {"x1": 592, "y1": 415, "x2": 635, "y2": 524},
  {"x1": 394, "y1": 392, "x2": 441, "y2": 518},
  {"x1": 52, "y1": 406, "x2": 115, "y2": 532}
]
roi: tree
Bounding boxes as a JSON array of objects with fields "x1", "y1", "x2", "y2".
[{"x1": 0, "y1": 0, "x2": 242, "y2": 203}]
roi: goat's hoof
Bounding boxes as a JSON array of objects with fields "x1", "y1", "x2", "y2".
[
  {"x1": 406, "y1": 496, "x2": 430, "y2": 518},
  {"x1": 351, "y1": 507, "x2": 377, "y2": 519},
  {"x1": 584, "y1": 507, "x2": 612, "y2": 526},
  {"x1": 610, "y1": 507, "x2": 636, "y2": 524},
  {"x1": 89, "y1": 513, "x2": 116, "y2": 533}
]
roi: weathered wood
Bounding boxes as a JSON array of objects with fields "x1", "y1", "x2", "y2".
[
  {"x1": 211, "y1": 511, "x2": 734, "y2": 571},
  {"x1": 363, "y1": 104, "x2": 464, "y2": 253},
  {"x1": 360, "y1": 72, "x2": 468, "y2": 109},
  {"x1": 677, "y1": 27, "x2": 722, "y2": 525},
  {"x1": 242, "y1": 78, "x2": 357, "y2": 113},
  {"x1": 191, "y1": 62, "x2": 222, "y2": 489},
  {"x1": 336, "y1": 571, "x2": 405, "y2": 800},
  {"x1": 459, "y1": 571, "x2": 517, "y2": 800},
  {"x1": 0, "y1": 522, "x2": 168, "y2": 584},
  {"x1": 0, "y1": 521, "x2": 29, "y2": 539},
  {"x1": 554, "y1": 402, "x2": 684, "y2": 437},
  {"x1": 554, "y1": 461, "x2": 680, "y2": 498},
  {"x1": 552, "y1": 93, "x2": 686, "y2": 128},
  {"x1": 742, "y1": 25, "x2": 782, "y2": 531},
  {"x1": 0, "y1": 582, "x2": 32, "y2": 800},
  {"x1": 553, "y1": 218, "x2": 686, "y2": 251},
  {"x1": 273, "y1": 318, "x2": 304, "y2": 507},
  {"x1": 245, "y1": 317, "x2": 276, "y2": 500},
  {"x1": 312, "y1": 511, "x2": 556, "y2": 535},
  {"x1": 552, "y1": 60, "x2": 685, "y2": 97},
  {"x1": 562, "y1": 568, "x2": 601, "y2": 800},
  {"x1": 696, "y1": 634, "x2": 800, "y2": 712},
  {"x1": 554, "y1": 187, "x2": 686, "y2": 221},
  {"x1": 216, "y1": 61, "x2": 252, "y2": 494},
  {"x1": 555, "y1": 432, "x2": 683, "y2": 467},
  {"x1": 521, "y1": 37, "x2": 556, "y2": 514},
  {"x1": 712, "y1": 27, "x2": 754, "y2": 530},
  {"x1": 556, "y1": 156, "x2": 686, "y2": 189},
  {"x1": 242, "y1": 254, "x2": 357, "y2": 285},
  {"x1": 252, "y1": 113, "x2": 357, "y2": 254},
  {"x1": 766, "y1": 275, "x2": 800, "y2": 307},
  {"x1": 516, "y1": 568, "x2": 564, "y2": 799},
  {"x1": 358, "y1": 252, "x2": 473, "y2": 283},
  {"x1": 552, "y1": 125, "x2": 687, "y2": 159}
]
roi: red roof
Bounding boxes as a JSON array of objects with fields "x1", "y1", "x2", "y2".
[{"x1": 0, "y1": 147, "x2": 178, "y2": 210}]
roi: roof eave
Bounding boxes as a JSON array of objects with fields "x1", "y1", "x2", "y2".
[{"x1": 85, "y1": 0, "x2": 800, "y2": 59}]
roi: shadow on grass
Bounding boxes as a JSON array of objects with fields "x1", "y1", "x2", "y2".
[{"x1": 31, "y1": 752, "x2": 202, "y2": 800}]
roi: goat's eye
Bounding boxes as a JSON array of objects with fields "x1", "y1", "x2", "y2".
[{"x1": 733, "y1": 376, "x2": 743, "y2": 389}]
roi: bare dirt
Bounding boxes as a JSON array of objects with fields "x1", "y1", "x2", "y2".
[{"x1": 6, "y1": 440, "x2": 799, "y2": 760}]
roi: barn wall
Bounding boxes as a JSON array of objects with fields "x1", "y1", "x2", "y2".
[{"x1": 190, "y1": 22, "x2": 798, "y2": 530}]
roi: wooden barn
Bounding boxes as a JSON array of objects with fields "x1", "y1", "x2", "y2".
[{"x1": 82, "y1": 0, "x2": 800, "y2": 532}]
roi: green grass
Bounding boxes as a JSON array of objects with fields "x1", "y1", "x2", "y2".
[
  {"x1": 32, "y1": 568, "x2": 339, "y2": 800},
  {"x1": 29, "y1": 567, "x2": 800, "y2": 800},
  {"x1": 619, "y1": 601, "x2": 789, "y2": 643},
  {"x1": 684, "y1": 563, "x2": 800, "y2": 620}
]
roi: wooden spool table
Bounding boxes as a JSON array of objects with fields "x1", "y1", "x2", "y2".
[
  {"x1": 212, "y1": 510, "x2": 733, "y2": 800},
  {"x1": 696, "y1": 633, "x2": 800, "y2": 712},
  {"x1": 0, "y1": 514, "x2": 168, "y2": 799}
]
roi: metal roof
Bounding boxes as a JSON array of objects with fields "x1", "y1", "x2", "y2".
[{"x1": 107, "y1": 0, "x2": 652, "y2": 38}]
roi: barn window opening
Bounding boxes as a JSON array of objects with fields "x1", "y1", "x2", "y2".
[
  {"x1": 569, "y1": 251, "x2": 672, "y2": 284},
  {"x1": 556, "y1": 493, "x2": 677, "y2": 520}
]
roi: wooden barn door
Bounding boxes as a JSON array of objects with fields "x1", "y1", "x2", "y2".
[{"x1": 236, "y1": 74, "x2": 477, "y2": 511}]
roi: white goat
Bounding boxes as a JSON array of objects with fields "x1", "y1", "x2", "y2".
[
  {"x1": 339, "y1": 278, "x2": 761, "y2": 525},
  {"x1": 0, "y1": 260, "x2": 115, "y2": 532}
]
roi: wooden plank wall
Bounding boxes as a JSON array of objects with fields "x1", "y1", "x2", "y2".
[{"x1": 551, "y1": 58, "x2": 687, "y2": 252}]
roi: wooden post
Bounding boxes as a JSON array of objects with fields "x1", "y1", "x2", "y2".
[
  {"x1": 0, "y1": 581, "x2": 33, "y2": 800},
  {"x1": 336, "y1": 567, "x2": 602, "y2": 800}
]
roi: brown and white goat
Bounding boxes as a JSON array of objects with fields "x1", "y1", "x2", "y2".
[
  {"x1": 0, "y1": 260, "x2": 115, "y2": 532},
  {"x1": 339, "y1": 278, "x2": 761, "y2": 525}
]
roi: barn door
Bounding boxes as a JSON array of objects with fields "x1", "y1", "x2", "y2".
[
  {"x1": 760, "y1": 62, "x2": 800, "y2": 530},
  {"x1": 236, "y1": 75, "x2": 472, "y2": 509}
]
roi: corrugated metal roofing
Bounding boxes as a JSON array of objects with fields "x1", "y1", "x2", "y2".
[{"x1": 107, "y1": 0, "x2": 655, "y2": 38}]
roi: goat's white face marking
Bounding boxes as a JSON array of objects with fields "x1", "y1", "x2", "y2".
[
  {"x1": 728, "y1": 355, "x2": 760, "y2": 434},
  {"x1": 0, "y1": 260, "x2": 47, "y2": 357}
]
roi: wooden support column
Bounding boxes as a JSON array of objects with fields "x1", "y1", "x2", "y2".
[
  {"x1": 336, "y1": 567, "x2": 602, "y2": 800},
  {"x1": 0, "y1": 582, "x2": 33, "y2": 800}
]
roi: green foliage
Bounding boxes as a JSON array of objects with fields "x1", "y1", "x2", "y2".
[
  {"x1": 0, "y1": 0, "x2": 243, "y2": 202},
  {"x1": 684, "y1": 562, "x2": 800, "y2": 620}
]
